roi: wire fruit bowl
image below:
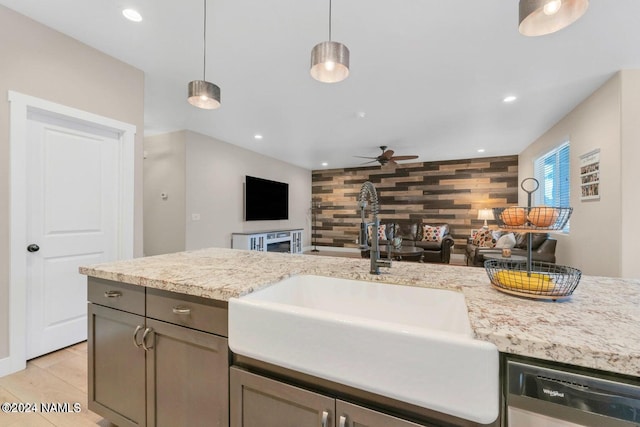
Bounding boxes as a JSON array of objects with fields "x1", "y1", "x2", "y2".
[
  {"x1": 485, "y1": 259, "x2": 582, "y2": 300},
  {"x1": 492, "y1": 206, "x2": 572, "y2": 231}
]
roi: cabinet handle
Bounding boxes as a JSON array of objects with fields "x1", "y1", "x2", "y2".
[
  {"x1": 172, "y1": 306, "x2": 191, "y2": 315},
  {"x1": 339, "y1": 415, "x2": 347, "y2": 427},
  {"x1": 104, "y1": 290, "x2": 122, "y2": 298},
  {"x1": 321, "y1": 410, "x2": 329, "y2": 427},
  {"x1": 132, "y1": 325, "x2": 144, "y2": 348},
  {"x1": 141, "y1": 327, "x2": 154, "y2": 351}
]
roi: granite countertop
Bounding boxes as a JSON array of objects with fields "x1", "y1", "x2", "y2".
[{"x1": 80, "y1": 248, "x2": 640, "y2": 377}]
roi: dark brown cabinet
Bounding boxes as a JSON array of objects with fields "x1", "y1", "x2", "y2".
[
  {"x1": 230, "y1": 367, "x2": 428, "y2": 427},
  {"x1": 231, "y1": 367, "x2": 334, "y2": 427},
  {"x1": 89, "y1": 302, "x2": 146, "y2": 427},
  {"x1": 336, "y1": 401, "x2": 427, "y2": 427},
  {"x1": 145, "y1": 318, "x2": 228, "y2": 427},
  {"x1": 88, "y1": 278, "x2": 229, "y2": 427}
]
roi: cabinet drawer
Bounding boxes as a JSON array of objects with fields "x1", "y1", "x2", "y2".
[
  {"x1": 87, "y1": 278, "x2": 145, "y2": 315},
  {"x1": 146, "y1": 288, "x2": 228, "y2": 337}
]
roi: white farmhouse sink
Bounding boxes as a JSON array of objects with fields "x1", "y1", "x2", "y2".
[{"x1": 229, "y1": 275, "x2": 499, "y2": 424}]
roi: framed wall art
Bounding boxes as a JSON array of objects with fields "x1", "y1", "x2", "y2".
[{"x1": 580, "y1": 149, "x2": 600, "y2": 201}]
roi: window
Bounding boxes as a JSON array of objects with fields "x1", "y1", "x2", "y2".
[{"x1": 534, "y1": 142, "x2": 570, "y2": 231}]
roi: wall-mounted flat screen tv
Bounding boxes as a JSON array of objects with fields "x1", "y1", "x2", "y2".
[{"x1": 245, "y1": 176, "x2": 289, "y2": 221}]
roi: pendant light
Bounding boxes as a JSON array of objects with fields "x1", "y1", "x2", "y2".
[
  {"x1": 519, "y1": 0, "x2": 589, "y2": 37},
  {"x1": 188, "y1": 0, "x2": 221, "y2": 109},
  {"x1": 310, "y1": 0, "x2": 350, "y2": 83}
]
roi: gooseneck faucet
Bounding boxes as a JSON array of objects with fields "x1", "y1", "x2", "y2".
[{"x1": 358, "y1": 181, "x2": 392, "y2": 275}]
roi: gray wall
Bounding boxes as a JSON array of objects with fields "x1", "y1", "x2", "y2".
[
  {"x1": 144, "y1": 131, "x2": 187, "y2": 256},
  {"x1": 143, "y1": 130, "x2": 312, "y2": 255},
  {"x1": 520, "y1": 71, "x2": 640, "y2": 279},
  {"x1": 0, "y1": 6, "x2": 144, "y2": 359},
  {"x1": 619, "y1": 70, "x2": 640, "y2": 279},
  {"x1": 186, "y1": 131, "x2": 311, "y2": 250}
]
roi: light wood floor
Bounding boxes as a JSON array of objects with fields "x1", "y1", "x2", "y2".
[{"x1": 0, "y1": 342, "x2": 114, "y2": 427}]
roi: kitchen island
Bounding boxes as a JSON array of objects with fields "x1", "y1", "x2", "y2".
[
  {"x1": 80, "y1": 247, "x2": 640, "y2": 377},
  {"x1": 81, "y1": 247, "x2": 640, "y2": 427}
]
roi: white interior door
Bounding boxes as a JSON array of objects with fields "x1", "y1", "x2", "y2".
[{"x1": 26, "y1": 111, "x2": 120, "y2": 359}]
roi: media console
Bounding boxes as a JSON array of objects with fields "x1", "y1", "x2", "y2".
[{"x1": 231, "y1": 229, "x2": 303, "y2": 254}]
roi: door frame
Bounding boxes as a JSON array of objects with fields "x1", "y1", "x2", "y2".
[{"x1": 1, "y1": 91, "x2": 136, "y2": 376}]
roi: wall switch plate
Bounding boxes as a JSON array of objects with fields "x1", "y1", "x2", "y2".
[{"x1": 191, "y1": 213, "x2": 201, "y2": 221}]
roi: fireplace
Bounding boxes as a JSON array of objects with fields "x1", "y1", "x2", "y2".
[
  {"x1": 231, "y1": 229, "x2": 303, "y2": 254},
  {"x1": 267, "y1": 241, "x2": 291, "y2": 253}
]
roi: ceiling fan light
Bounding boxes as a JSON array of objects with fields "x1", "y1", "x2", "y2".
[
  {"x1": 310, "y1": 41, "x2": 350, "y2": 83},
  {"x1": 519, "y1": 0, "x2": 589, "y2": 37},
  {"x1": 188, "y1": 80, "x2": 221, "y2": 109}
]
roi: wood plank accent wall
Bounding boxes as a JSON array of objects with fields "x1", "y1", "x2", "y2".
[{"x1": 311, "y1": 155, "x2": 518, "y2": 254}]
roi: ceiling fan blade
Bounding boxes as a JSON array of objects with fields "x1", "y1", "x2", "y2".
[
  {"x1": 353, "y1": 155, "x2": 378, "y2": 159},
  {"x1": 360, "y1": 159, "x2": 380, "y2": 165},
  {"x1": 381, "y1": 149, "x2": 395, "y2": 159},
  {"x1": 389, "y1": 155, "x2": 419, "y2": 161}
]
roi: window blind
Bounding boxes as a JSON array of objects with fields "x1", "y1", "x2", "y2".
[{"x1": 534, "y1": 142, "x2": 570, "y2": 231}]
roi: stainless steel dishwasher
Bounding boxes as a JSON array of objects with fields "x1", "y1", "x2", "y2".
[{"x1": 505, "y1": 357, "x2": 640, "y2": 427}]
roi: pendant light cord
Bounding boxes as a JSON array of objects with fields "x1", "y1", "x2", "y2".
[
  {"x1": 328, "y1": 0, "x2": 332, "y2": 41},
  {"x1": 203, "y1": 0, "x2": 207, "y2": 80}
]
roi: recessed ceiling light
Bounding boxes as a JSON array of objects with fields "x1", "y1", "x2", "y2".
[
  {"x1": 477, "y1": 148, "x2": 486, "y2": 153},
  {"x1": 503, "y1": 95, "x2": 517, "y2": 103},
  {"x1": 321, "y1": 162, "x2": 328, "y2": 167},
  {"x1": 122, "y1": 8, "x2": 142, "y2": 22},
  {"x1": 254, "y1": 134, "x2": 263, "y2": 140}
]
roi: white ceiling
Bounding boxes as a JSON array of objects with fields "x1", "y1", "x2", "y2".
[{"x1": 2, "y1": 1, "x2": 639, "y2": 170}]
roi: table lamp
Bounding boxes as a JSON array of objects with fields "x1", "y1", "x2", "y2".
[{"x1": 478, "y1": 208, "x2": 494, "y2": 228}]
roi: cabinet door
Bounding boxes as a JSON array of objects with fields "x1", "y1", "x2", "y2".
[
  {"x1": 88, "y1": 303, "x2": 146, "y2": 427},
  {"x1": 336, "y1": 400, "x2": 430, "y2": 427},
  {"x1": 145, "y1": 318, "x2": 229, "y2": 427},
  {"x1": 230, "y1": 367, "x2": 335, "y2": 427}
]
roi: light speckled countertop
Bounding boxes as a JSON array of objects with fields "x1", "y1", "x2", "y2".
[{"x1": 80, "y1": 248, "x2": 640, "y2": 377}]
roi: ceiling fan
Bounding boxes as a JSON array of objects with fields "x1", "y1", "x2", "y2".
[{"x1": 355, "y1": 146, "x2": 419, "y2": 166}]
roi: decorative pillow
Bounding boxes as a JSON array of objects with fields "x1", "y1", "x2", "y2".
[
  {"x1": 367, "y1": 224, "x2": 387, "y2": 241},
  {"x1": 495, "y1": 232, "x2": 516, "y2": 249},
  {"x1": 514, "y1": 232, "x2": 527, "y2": 249},
  {"x1": 472, "y1": 229, "x2": 496, "y2": 248},
  {"x1": 421, "y1": 225, "x2": 444, "y2": 242}
]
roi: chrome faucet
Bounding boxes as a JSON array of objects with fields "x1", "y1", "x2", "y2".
[{"x1": 358, "y1": 181, "x2": 392, "y2": 275}]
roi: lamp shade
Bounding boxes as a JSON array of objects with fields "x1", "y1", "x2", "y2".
[
  {"x1": 478, "y1": 208, "x2": 494, "y2": 228},
  {"x1": 310, "y1": 41, "x2": 350, "y2": 83},
  {"x1": 478, "y1": 209, "x2": 494, "y2": 221},
  {"x1": 188, "y1": 80, "x2": 221, "y2": 110},
  {"x1": 519, "y1": 0, "x2": 589, "y2": 36}
]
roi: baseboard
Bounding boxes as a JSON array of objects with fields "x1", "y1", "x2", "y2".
[{"x1": 0, "y1": 354, "x2": 25, "y2": 378}]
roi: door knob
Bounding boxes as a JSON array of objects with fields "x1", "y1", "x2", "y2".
[{"x1": 27, "y1": 244, "x2": 40, "y2": 252}]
